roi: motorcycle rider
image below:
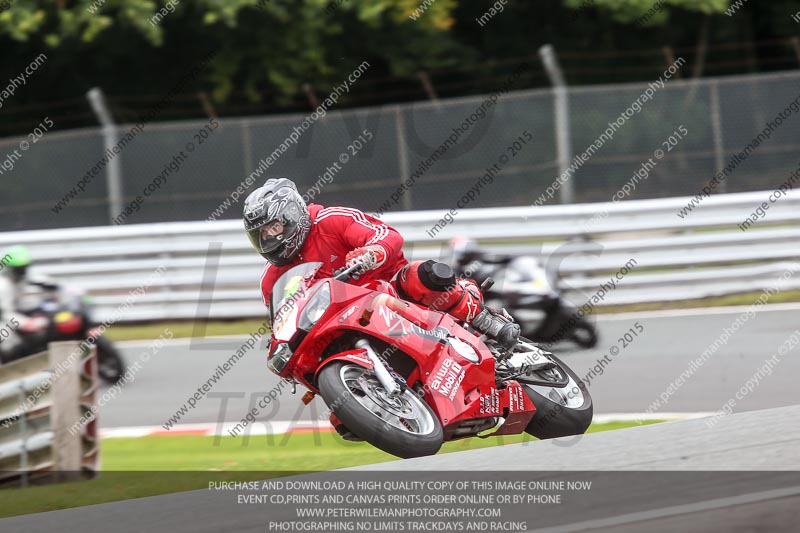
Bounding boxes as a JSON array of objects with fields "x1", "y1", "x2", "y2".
[
  {"x1": 0, "y1": 246, "x2": 32, "y2": 362},
  {"x1": 243, "y1": 178, "x2": 521, "y2": 350},
  {"x1": 0, "y1": 246, "x2": 61, "y2": 364}
]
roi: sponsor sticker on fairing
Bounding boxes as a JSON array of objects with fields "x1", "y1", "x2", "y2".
[
  {"x1": 430, "y1": 357, "x2": 466, "y2": 400},
  {"x1": 345, "y1": 352, "x2": 372, "y2": 365},
  {"x1": 508, "y1": 384, "x2": 526, "y2": 412},
  {"x1": 479, "y1": 387, "x2": 500, "y2": 415},
  {"x1": 338, "y1": 304, "x2": 358, "y2": 323}
]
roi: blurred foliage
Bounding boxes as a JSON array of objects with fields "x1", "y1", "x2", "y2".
[
  {"x1": 0, "y1": 0, "x2": 797, "y2": 133},
  {"x1": 563, "y1": 0, "x2": 731, "y2": 25},
  {"x1": 0, "y1": 0, "x2": 463, "y2": 101}
]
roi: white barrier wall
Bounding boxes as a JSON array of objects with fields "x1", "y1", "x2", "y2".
[
  {"x1": 0, "y1": 343, "x2": 99, "y2": 487},
  {"x1": 1, "y1": 189, "x2": 799, "y2": 322}
]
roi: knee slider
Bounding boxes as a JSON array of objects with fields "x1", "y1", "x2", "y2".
[
  {"x1": 419, "y1": 260, "x2": 456, "y2": 291},
  {"x1": 395, "y1": 260, "x2": 457, "y2": 307}
]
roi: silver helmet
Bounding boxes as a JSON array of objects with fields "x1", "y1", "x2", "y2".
[{"x1": 243, "y1": 178, "x2": 311, "y2": 266}]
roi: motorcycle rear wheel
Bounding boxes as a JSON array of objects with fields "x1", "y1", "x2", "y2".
[
  {"x1": 318, "y1": 362, "x2": 443, "y2": 459},
  {"x1": 516, "y1": 346, "x2": 593, "y2": 439},
  {"x1": 568, "y1": 318, "x2": 598, "y2": 348}
]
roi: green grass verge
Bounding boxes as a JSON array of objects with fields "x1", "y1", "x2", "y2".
[
  {"x1": 597, "y1": 289, "x2": 800, "y2": 314},
  {"x1": 104, "y1": 319, "x2": 269, "y2": 342},
  {"x1": 0, "y1": 420, "x2": 661, "y2": 518}
]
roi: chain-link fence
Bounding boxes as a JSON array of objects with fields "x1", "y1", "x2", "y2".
[{"x1": 1, "y1": 69, "x2": 799, "y2": 231}]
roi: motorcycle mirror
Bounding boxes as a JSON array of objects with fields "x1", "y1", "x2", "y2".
[{"x1": 480, "y1": 277, "x2": 495, "y2": 292}]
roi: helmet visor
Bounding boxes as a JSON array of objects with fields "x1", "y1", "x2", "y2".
[{"x1": 246, "y1": 220, "x2": 287, "y2": 254}]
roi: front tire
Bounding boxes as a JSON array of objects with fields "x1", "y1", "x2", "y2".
[
  {"x1": 95, "y1": 336, "x2": 126, "y2": 384},
  {"x1": 521, "y1": 351, "x2": 593, "y2": 439},
  {"x1": 318, "y1": 362, "x2": 443, "y2": 459}
]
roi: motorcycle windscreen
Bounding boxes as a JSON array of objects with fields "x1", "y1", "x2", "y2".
[{"x1": 270, "y1": 262, "x2": 324, "y2": 324}]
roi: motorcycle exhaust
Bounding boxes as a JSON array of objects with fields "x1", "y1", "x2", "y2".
[
  {"x1": 355, "y1": 339, "x2": 401, "y2": 398},
  {"x1": 477, "y1": 417, "x2": 505, "y2": 437}
]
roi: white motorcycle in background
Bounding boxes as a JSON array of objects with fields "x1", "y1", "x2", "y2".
[{"x1": 453, "y1": 245, "x2": 599, "y2": 349}]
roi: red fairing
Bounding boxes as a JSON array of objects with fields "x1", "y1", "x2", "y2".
[
  {"x1": 313, "y1": 348, "x2": 374, "y2": 382},
  {"x1": 387, "y1": 312, "x2": 536, "y2": 438},
  {"x1": 260, "y1": 204, "x2": 408, "y2": 307},
  {"x1": 266, "y1": 263, "x2": 538, "y2": 444}
]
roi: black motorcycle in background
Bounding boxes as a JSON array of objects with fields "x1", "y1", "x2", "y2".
[
  {"x1": 452, "y1": 243, "x2": 598, "y2": 349},
  {"x1": 13, "y1": 284, "x2": 126, "y2": 384}
]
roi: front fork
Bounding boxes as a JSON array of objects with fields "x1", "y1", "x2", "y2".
[{"x1": 354, "y1": 339, "x2": 402, "y2": 397}]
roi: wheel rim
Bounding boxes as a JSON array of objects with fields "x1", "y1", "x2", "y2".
[
  {"x1": 338, "y1": 365, "x2": 436, "y2": 436},
  {"x1": 507, "y1": 340, "x2": 585, "y2": 409}
]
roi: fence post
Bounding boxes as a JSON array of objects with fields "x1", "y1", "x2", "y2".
[
  {"x1": 87, "y1": 88, "x2": 124, "y2": 224},
  {"x1": 417, "y1": 71, "x2": 439, "y2": 103},
  {"x1": 16, "y1": 383, "x2": 29, "y2": 488},
  {"x1": 242, "y1": 120, "x2": 253, "y2": 178},
  {"x1": 49, "y1": 341, "x2": 84, "y2": 481},
  {"x1": 709, "y1": 80, "x2": 727, "y2": 194},
  {"x1": 539, "y1": 44, "x2": 574, "y2": 204},
  {"x1": 394, "y1": 106, "x2": 413, "y2": 211}
]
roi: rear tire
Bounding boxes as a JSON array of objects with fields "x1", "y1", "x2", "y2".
[
  {"x1": 318, "y1": 362, "x2": 443, "y2": 459},
  {"x1": 522, "y1": 352, "x2": 593, "y2": 439},
  {"x1": 568, "y1": 318, "x2": 598, "y2": 348}
]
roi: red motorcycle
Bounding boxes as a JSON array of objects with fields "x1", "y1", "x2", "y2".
[{"x1": 267, "y1": 262, "x2": 593, "y2": 458}]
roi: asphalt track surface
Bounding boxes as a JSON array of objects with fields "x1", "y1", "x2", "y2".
[
  {"x1": 100, "y1": 304, "x2": 800, "y2": 429},
  {"x1": 2, "y1": 405, "x2": 799, "y2": 532}
]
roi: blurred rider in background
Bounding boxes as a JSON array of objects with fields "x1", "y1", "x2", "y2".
[
  {"x1": 242, "y1": 178, "x2": 520, "y2": 350},
  {"x1": 0, "y1": 246, "x2": 58, "y2": 363}
]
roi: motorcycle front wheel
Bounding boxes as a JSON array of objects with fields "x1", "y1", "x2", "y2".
[
  {"x1": 318, "y1": 362, "x2": 443, "y2": 459},
  {"x1": 95, "y1": 336, "x2": 126, "y2": 384}
]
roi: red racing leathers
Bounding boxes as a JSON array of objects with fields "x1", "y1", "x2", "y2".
[
  {"x1": 260, "y1": 205, "x2": 407, "y2": 306},
  {"x1": 259, "y1": 204, "x2": 485, "y2": 324}
]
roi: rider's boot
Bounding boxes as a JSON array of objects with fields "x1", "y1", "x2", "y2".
[
  {"x1": 470, "y1": 306, "x2": 521, "y2": 351},
  {"x1": 394, "y1": 260, "x2": 520, "y2": 350}
]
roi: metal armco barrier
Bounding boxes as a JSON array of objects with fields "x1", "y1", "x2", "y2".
[
  {"x1": 0, "y1": 342, "x2": 99, "y2": 487},
  {"x1": 0, "y1": 188, "x2": 799, "y2": 322}
]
